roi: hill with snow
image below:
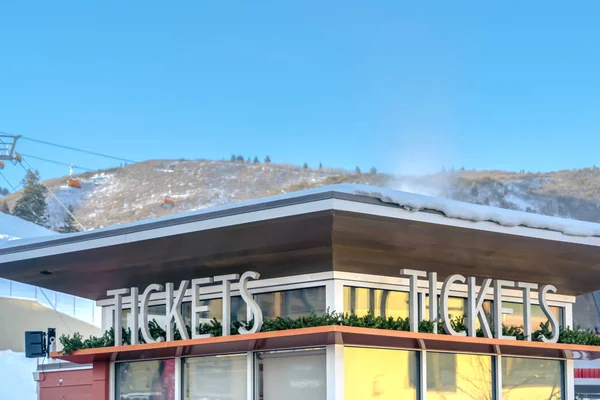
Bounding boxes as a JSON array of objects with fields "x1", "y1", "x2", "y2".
[{"x1": 1, "y1": 159, "x2": 600, "y2": 232}]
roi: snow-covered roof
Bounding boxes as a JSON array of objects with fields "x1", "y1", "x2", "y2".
[
  {"x1": 0, "y1": 213, "x2": 58, "y2": 247},
  {"x1": 111, "y1": 183, "x2": 600, "y2": 238},
  {"x1": 348, "y1": 185, "x2": 600, "y2": 238},
  {"x1": 4, "y1": 184, "x2": 600, "y2": 299},
  {"x1": 2, "y1": 184, "x2": 600, "y2": 254}
]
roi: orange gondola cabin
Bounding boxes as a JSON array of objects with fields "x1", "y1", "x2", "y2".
[
  {"x1": 67, "y1": 179, "x2": 81, "y2": 189},
  {"x1": 66, "y1": 165, "x2": 81, "y2": 189},
  {"x1": 160, "y1": 197, "x2": 175, "y2": 209}
]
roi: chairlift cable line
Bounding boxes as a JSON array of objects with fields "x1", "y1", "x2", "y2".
[
  {"x1": 0, "y1": 170, "x2": 17, "y2": 192},
  {"x1": 1, "y1": 153, "x2": 83, "y2": 336},
  {"x1": 18, "y1": 153, "x2": 93, "y2": 171},
  {"x1": 1, "y1": 137, "x2": 81, "y2": 336},
  {"x1": 0, "y1": 170, "x2": 47, "y2": 224},
  {"x1": 20, "y1": 136, "x2": 137, "y2": 164},
  {"x1": 38, "y1": 287, "x2": 74, "y2": 334},
  {"x1": 17, "y1": 157, "x2": 87, "y2": 231},
  {"x1": 13, "y1": 158, "x2": 80, "y2": 228},
  {"x1": 18, "y1": 157, "x2": 87, "y2": 231},
  {"x1": 12, "y1": 133, "x2": 340, "y2": 178}
]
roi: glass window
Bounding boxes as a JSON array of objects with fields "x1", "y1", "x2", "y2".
[
  {"x1": 573, "y1": 292, "x2": 600, "y2": 332},
  {"x1": 256, "y1": 287, "x2": 326, "y2": 319},
  {"x1": 425, "y1": 295, "x2": 493, "y2": 330},
  {"x1": 344, "y1": 347, "x2": 418, "y2": 399},
  {"x1": 425, "y1": 296, "x2": 562, "y2": 334},
  {"x1": 115, "y1": 359, "x2": 175, "y2": 400},
  {"x1": 343, "y1": 286, "x2": 409, "y2": 318},
  {"x1": 10, "y1": 281, "x2": 37, "y2": 299},
  {"x1": 502, "y1": 302, "x2": 563, "y2": 333},
  {"x1": 427, "y1": 352, "x2": 493, "y2": 399},
  {"x1": 121, "y1": 304, "x2": 167, "y2": 331},
  {"x1": 181, "y1": 295, "x2": 247, "y2": 327},
  {"x1": 184, "y1": 354, "x2": 246, "y2": 400},
  {"x1": 256, "y1": 348, "x2": 326, "y2": 400},
  {"x1": 502, "y1": 357, "x2": 563, "y2": 400}
]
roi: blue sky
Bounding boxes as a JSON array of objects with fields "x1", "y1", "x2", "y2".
[{"x1": 0, "y1": 1, "x2": 599, "y2": 187}]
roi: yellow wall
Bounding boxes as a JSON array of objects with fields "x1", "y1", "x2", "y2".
[
  {"x1": 502, "y1": 357, "x2": 562, "y2": 400},
  {"x1": 502, "y1": 386, "x2": 562, "y2": 400},
  {"x1": 343, "y1": 287, "x2": 409, "y2": 318},
  {"x1": 427, "y1": 352, "x2": 493, "y2": 400},
  {"x1": 344, "y1": 347, "x2": 417, "y2": 400},
  {"x1": 344, "y1": 347, "x2": 562, "y2": 400}
]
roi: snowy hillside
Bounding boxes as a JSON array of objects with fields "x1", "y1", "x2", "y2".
[
  {"x1": 2, "y1": 160, "x2": 381, "y2": 229},
  {"x1": 2, "y1": 159, "x2": 600, "y2": 231}
]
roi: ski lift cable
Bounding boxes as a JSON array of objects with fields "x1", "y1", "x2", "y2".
[
  {"x1": 0, "y1": 170, "x2": 46, "y2": 222},
  {"x1": 38, "y1": 287, "x2": 74, "y2": 334},
  {"x1": 17, "y1": 158, "x2": 87, "y2": 231},
  {"x1": 20, "y1": 136, "x2": 137, "y2": 164},
  {"x1": 16, "y1": 134, "x2": 327, "y2": 175},
  {"x1": 18, "y1": 158, "x2": 87, "y2": 231},
  {"x1": 11, "y1": 133, "x2": 340, "y2": 185},
  {"x1": 18, "y1": 153, "x2": 93, "y2": 171},
  {"x1": 0, "y1": 144, "x2": 82, "y2": 233},
  {"x1": 0, "y1": 170, "x2": 17, "y2": 191}
]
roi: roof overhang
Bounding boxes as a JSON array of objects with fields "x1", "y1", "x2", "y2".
[
  {"x1": 1, "y1": 189, "x2": 600, "y2": 299},
  {"x1": 54, "y1": 326, "x2": 600, "y2": 364}
]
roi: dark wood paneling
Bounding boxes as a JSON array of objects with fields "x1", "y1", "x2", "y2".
[
  {"x1": 0, "y1": 212, "x2": 334, "y2": 300},
  {"x1": 3, "y1": 207, "x2": 600, "y2": 299},
  {"x1": 333, "y1": 211, "x2": 600, "y2": 295}
]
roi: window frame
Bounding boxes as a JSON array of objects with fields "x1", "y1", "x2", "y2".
[
  {"x1": 103, "y1": 271, "x2": 573, "y2": 400},
  {"x1": 255, "y1": 347, "x2": 328, "y2": 400}
]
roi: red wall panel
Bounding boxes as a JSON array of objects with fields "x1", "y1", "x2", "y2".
[
  {"x1": 575, "y1": 368, "x2": 600, "y2": 379},
  {"x1": 39, "y1": 368, "x2": 93, "y2": 400}
]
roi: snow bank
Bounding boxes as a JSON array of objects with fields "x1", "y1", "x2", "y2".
[
  {"x1": 0, "y1": 213, "x2": 58, "y2": 248},
  {"x1": 138, "y1": 183, "x2": 600, "y2": 238},
  {"x1": 0, "y1": 350, "x2": 37, "y2": 400},
  {"x1": 223, "y1": 183, "x2": 600, "y2": 238},
  {"x1": 347, "y1": 184, "x2": 600, "y2": 238}
]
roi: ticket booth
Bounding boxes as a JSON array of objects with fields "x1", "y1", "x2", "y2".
[{"x1": 2, "y1": 185, "x2": 600, "y2": 399}]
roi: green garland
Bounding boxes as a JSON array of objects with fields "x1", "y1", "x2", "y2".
[{"x1": 59, "y1": 312, "x2": 600, "y2": 355}]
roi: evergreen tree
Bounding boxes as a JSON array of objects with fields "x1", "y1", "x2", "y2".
[
  {"x1": 246, "y1": 157, "x2": 251, "y2": 164},
  {"x1": 253, "y1": 156, "x2": 260, "y2": 164},
  {"x1": 318, "y1": 162, "x2": 323, "y2": 171},
  {"x1": 303, "y1": 162, "x2": 309, "y2": 170},
  {"x1": 230, "y1": 154, "x2": 236, "y2": 162},
  {"x1": 13, "y1": 170, "x2": 48, "y2": 227},
  {"x1": 264, "y1": 155, "x2": 271, "y2": 164},
  {"x1": 58, "y1": 206, "x2": 80, "y2": 233},
  {"x1": 1, "y1": 202, "x2": 9, "y2": 214},
  {"x1": 236, "y1": 155, "x2": 244, "y2": 162},
  {"x1": 355, "y1": 166, "x2": 361, "y2": 175},
  {"x1": 370, "y1": 167, "x2": 377, "y2": 175}
]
